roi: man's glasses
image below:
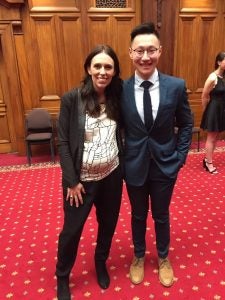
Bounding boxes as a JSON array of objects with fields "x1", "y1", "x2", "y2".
[{"x1": 131, "y1": 47, "x2": 160, "y2": 58}]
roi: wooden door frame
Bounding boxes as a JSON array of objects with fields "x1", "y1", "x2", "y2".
[{"x1": 0, "y1": 21, "x2": 25, "y2": 153}]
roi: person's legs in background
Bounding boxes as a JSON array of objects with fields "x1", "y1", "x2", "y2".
[{"x1": 204, "y1": 131, "x2": 218, "y2": 173}]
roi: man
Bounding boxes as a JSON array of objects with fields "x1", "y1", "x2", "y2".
[{"x1": 121, "y1": 22, "x2": 193, "y2": 287}]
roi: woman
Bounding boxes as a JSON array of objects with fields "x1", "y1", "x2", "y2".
[
  {"x1": 55, "y1": 45, "x2": 123, "y2": 300},
  {"x1": 200, "y1": 51, "x2": 225, "y2": 174}
]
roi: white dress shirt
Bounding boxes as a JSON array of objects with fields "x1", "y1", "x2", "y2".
[{"x1": 134, "y1": 69, "x2": 160, "y2": 124}]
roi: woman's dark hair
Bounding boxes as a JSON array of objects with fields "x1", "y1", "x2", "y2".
[
  {"x1": 130, "y1": 22, "x2": 160, "y2": 43},
  {"x1": 215, "y1": 52, "x2": 225, "y2": 75},
  {"x1": 80, "y1": 44, "x2": 122, "y2": 121}
]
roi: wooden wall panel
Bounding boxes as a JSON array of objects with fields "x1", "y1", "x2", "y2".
[
  {"x1": 2, "y1": 0, "x2": 225, "y2": 153},
  {"x1": 4, "y1": 0, "x2": 225, "y2": 153},
  {"x1": 221, "y1": 16, "x2": 225, "y2": 51},
  {"x1": 56, "y1": 15, "x2": 83, "y2": 91},
  {"x1": 87, "y1": 15, "x2": 111, "y2": 49},
  {"x1": 175, "y1": 14, "x2": 218, "y2": 93},
  {"x1": 86, "y1": 13, "x2": 136, "y2": 79},
  {"x1": 197, "y1": 15, "x2": 218, "y2": 90},
  {"x1": 142, "y1": 0, "x2": 177, "y2": 76},
  {"x1": 180, "y1": 0, "x2": 217, "y2": 12},
  {"x1": 174, "y1": 0, "x2": 224, "y2": 129},
  {"x1": 0, "y1": 22, "x2": 24, "y2": 153},
  {"x1": 174, "y1": 15, "x2": 198, "y2": 91},
  {"x1": 23, "y1": 0, "x2": 82, "y2": 113},
  {"x1": 86, "y1": 0, "x2": 140, "y2": 80},
  {"x1": 0, "y1": 38, "x2": 11, "y2": 153},
  {"x1": 28, "y1": 0, "x2": 80, "y2": 12},
  {"x1": 113, "y1": 15, "x2": 136, "y2": 79},
  {"x1": 0, "y1": 3, "x2": 21, "y2": 19},
  {"x1": 0, "y1": 0, "x2": 142, "y2": 154},
  {"x1": 14, "y1": 32, "x2": 32, "y2": 111},
  {"x1": 30, "y1": 15, "x2": 59, "y2": 96},
  {"x1": 24, "y1": 12, "x2": 83, "y2": 111}
]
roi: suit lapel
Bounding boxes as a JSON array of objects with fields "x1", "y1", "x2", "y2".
[
  {"x1": 76, "y1": 88, "x2": 86, "y2": 161},
  {"x1": 77, "y1": 88, "x2": 86, "y2": 131},
  {"x1": 154, "y1": 73, "x2": 167, "y2": 125},
  {"x1": 125, "y1": 76, "x2": 146, "y2": 130},
  {"x1": 125, "y1": 74, "x2": 169, "y2": 132}
]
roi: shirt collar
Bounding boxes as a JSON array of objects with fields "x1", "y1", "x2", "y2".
[{"x1": 135, "y1": 69, "x2": 159, "y2": 86}]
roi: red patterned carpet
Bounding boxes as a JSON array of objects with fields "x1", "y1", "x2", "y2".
[{"x1": 0, "y1": 147, "x2": 225, "y2": 299}]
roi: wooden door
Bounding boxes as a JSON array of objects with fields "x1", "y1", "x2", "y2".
[{"x1": 0, "y1": 22, "x2": 22, "y2": 153}]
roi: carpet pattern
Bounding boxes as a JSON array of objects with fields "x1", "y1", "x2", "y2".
[{"x1": 0, "y1": 149, "x2": 225, "y2": 299}]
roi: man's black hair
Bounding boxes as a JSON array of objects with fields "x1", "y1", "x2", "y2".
[{"x1": 130, "y1": 22, "x2": 160, "y2": 42}]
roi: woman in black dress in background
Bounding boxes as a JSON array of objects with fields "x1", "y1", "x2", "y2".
[{"x1": 201, "y1": 52, "x2": 225, "y2": 174}]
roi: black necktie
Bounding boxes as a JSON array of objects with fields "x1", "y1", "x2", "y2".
[{"x1": 141, "y1": 81, "x2": 153, "y2": 130}]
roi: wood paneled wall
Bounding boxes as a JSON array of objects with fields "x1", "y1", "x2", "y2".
[
  {"x1": 142, "y1": 0, "x2": 177, "y2": 76},
  {"x1": 174, "y1": 0, "x2": 225, "y2": 128},
  {"x1": 0, "y1": 0, "x2": 140, "y2": 154},
  {"x1": 0, "y1": 2, "x2": 25, "y2": 154},
  {"x1": 0, "y1": 0, "x2": 225, "y2": 154},
  {"x1": 143, "y1": 0, "x2": 225, "y2": 129}
]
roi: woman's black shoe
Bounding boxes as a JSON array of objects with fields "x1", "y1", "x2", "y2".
[
  {"x1": 95, "y1": 260, "x2": 110, "y2": 289},
  {"x1": 57, "y1": 276, "x2": 71, "y2": 300},
  {"x1": 203, "y1": 158, "x2": 207, "y2": 169},
  {"x1": 203, "y1": 158, "x2": 218, "y2": 174}
]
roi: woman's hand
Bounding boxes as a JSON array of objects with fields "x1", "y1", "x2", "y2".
[{"x1": 66, "y1": 183, "x2": 85, "y2": 207}]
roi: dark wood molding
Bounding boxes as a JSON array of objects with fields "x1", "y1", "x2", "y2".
[
  {"x1": 12, "y1": 20, "x2": 22, "y2": 34},
  {"x1": 156, "y1": 0, "x2": 163, "y2": 28},
  {"x1": 0, "y1": 0, "x2": 24, "y2": 8}
]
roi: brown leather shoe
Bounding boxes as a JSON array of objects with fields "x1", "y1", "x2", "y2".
[
  {"x1": 129, "y1": 256, "x2": 145, "y2": 284},
  {"x1": 158, "y1": 258, "x2": 174, "y2": 287}
]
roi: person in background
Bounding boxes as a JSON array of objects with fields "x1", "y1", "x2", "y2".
[
  {"x1": 200, "y1": 51, "x2": 225, "y2": 174},
  {"x1": 121, "y1": 22, "x2": 193, "y2": 287},
  {"x1": 55, "y1": 44, "x2": 123, "y2": 300}
]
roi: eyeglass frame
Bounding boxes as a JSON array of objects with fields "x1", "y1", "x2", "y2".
[{"x1": 131, "y1": 46, "x2": 161, "y2": 58}]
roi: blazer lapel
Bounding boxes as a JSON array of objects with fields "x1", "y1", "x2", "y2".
[
  {"x1": 77, "y1": 88, "x2": 86, "y2": 161},
  {"x1": 125, "y1": 77, "x2": 146, "y2": 130},
  {"x1": 154, "y1": 73, "x2": 167, "y2": 125}
]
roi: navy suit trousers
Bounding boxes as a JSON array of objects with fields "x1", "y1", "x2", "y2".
[{"x1": 126, "y1": 159, "x2": 177, "y2": 259}]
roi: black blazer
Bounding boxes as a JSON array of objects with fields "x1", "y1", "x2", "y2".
[
  {"x1": 58, "y1": 88, "x2": 123, "y2": 189},
  {"x1": 121, "y1": 72, "x2": 193, "y2": 185}
]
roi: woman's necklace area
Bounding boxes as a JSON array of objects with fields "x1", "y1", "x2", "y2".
[
  {"x1": 99, "y1": 103, "x2": 106, "y2": 113},
  {"x1": 98, "y1": 95, "x2": 106, "y2": 113},
  {"x1": 98, "y1": 96, "x2": 106, "y2": 104},
  {"x1": 215, "y1": 71, "x2": 224, "y2": 78}
]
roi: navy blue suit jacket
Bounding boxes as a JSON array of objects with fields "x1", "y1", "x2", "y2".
[{"x1": 121, "y1": 72, "x2": 193, "y2": 185}]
